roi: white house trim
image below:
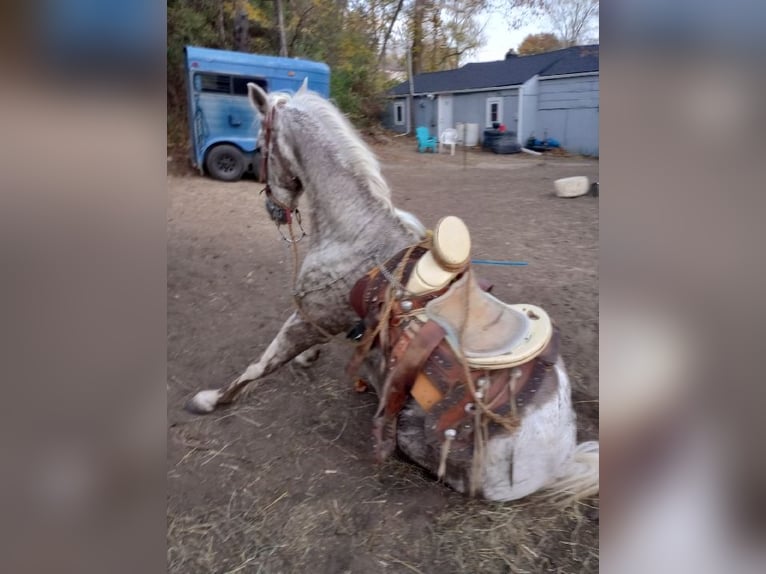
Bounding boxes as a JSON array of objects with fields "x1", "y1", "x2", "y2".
[
  {"x1": 406, "y1": 96, "x2": 411, "y2": 133},
  {"x1": 538, "y1": 71, "x2": 599, "y2": 81},
  {"x1": 389, "y1": 85, "x2": 521, "y2": 98},
  {"x1": 517, "y1": 85, "x2": 524, "y2": 144},
  {"x1": 485, "y1": 97, "x2": 503, "y2": 128},
  {"x1": 393, "y1": 101, "x2": 405, "y2": 125}
]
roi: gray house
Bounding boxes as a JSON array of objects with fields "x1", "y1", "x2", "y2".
[{"x1": 385, "y1": 45, "x2": 599, "y2": 156}]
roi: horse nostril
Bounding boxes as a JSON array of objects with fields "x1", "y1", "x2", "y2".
[{"x1": 265, "y1": 197, "x2": 289, "y2": 225}]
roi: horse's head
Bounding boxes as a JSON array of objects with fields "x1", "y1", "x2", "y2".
[{"x1": 248, "y1": 81, "x2": 308, "y2": 224}]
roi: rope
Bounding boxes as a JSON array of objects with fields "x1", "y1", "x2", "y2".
[
  {"x1": 471, "y1": 259, "x2": 528, "y2": 267},
  {"x1": 359, "y1": 242, "x2": 423, "y2": 363},
  {"x1": 454, "y1": 267, "x2": 521, "y2": 497},
  {"x1": 430, "y1": 244, "x2": 468, "y2": 273},
  {"x1": 284, "y1": 220, "x2": 427, "y2": 352},
  {"x1": 437, "y1": 430, "x2": 455, "y2": 479}
]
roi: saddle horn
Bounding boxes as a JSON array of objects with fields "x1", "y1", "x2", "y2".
[{"x1": 407, "y1": 216, "x2": 471, "y2": 294}]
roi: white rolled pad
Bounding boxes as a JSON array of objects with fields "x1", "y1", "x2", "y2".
[
  {"x1": 407, "y1": 216, "x2": 472, "y2": 294},
  {"x1": 554, "y1": 176, "x2": 590, "y2": 198}
]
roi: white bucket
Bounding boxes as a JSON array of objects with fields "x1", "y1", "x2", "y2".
[
  {"x1": 464, "y1": 123, "x2": 480, "y2": 147},
  {"x1": 455, "y1": 122, "x2": 465, "y2": 143}
]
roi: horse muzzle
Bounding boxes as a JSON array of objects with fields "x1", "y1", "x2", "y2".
[{"x1": 265, "y1": 195, "x2": 290, "y2": 225}]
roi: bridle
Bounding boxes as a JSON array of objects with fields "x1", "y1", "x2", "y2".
[
  {"x1": 256, "y1": 98, "x2": 430, "y2": 350},
  {"x1": 259, "y1": 102, "x2": 306, "y2": 243},
  {"x1": 256, "y1": 98, "x2": 340, "y2": 341}
]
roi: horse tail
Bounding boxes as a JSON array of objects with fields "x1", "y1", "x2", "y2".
[{"x1": 543, "y1": 440, "x2": 599, "y2": 505}]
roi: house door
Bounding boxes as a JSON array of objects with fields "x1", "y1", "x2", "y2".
[{"x1": 437, "y1": 95, "x2": 453, "y2": 138}]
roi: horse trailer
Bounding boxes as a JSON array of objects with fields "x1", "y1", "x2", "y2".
[{"x1": 184, "y1": 46, "x2": 331, "y2": 181}]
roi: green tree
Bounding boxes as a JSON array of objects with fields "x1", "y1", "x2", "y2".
[
  {"x1": 167, "y1": 0, "x2": 486, "y2": 149},
  {"x1": 408, "y1": 0, "x2": 489, "y2": 74}
]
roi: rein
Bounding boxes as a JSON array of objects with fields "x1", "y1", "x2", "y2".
[
  {"x1": 258, "y1": 100, "x2": 429, "y2": 359},
  {"x1": 259, "y1": 102, "x2": 370, "y2": 343},
  {"x1": 260, "y1": 104, "x2": 306, "y2": 241}
]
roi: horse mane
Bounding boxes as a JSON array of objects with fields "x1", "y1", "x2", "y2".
[{"x1": 284, "y1": 91, "x2": 395, "y2": 214}]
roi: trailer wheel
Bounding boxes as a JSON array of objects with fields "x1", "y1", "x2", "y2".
[{"x1": 206, "y1": 144, "x2": 246, "y2": 181}]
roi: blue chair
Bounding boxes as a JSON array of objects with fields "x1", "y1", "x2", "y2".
[{"x1": 416, "y1": 126, "x2": 438, "y2": 153}]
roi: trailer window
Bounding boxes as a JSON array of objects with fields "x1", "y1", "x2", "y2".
[
  {"x1": 196, "y1": 73, "x2": 269, "y2": 96},
  {"x1": 198, "y1": 73, "x2": 231, "y2": 94},
  {"x1": 232, "y1": 76, "x2": 268, "y2": 95}
]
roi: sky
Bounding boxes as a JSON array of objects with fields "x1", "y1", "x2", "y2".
[
  {"x1": 472, "y1": 6, "x2": 599, "y2": 63},
  {"x1": 473, "y1": 10, "x2": 544, "y2": 62}
]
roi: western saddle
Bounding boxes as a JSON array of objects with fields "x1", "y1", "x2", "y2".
[{"x1": 348, "y1": 216, "x2": 559, "y2": 477}]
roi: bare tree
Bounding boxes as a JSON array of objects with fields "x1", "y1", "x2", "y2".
[
  {"x1": 505, "y1": 0, "x2": 598, "y2": 46},
  {"x1": 545, "y1": 0, "x2": 598, "y2": 46},
  {"x1": 234, "y1": 1, "x2": 250, "y2": 52},
  {"x1": 378, "y1": 0, "x2": 406, "y2": 65},
  {"x1": 218, "y1": 1, "x2": 226, "y2": 46},
  {"x1": 405, "y1": 0, "x2": 490, "y2": 73},
  {"x1": 410, "y1": 0, "x2": 427, "y2": 75}
]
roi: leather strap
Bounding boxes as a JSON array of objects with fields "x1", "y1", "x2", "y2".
[
  {"x1": 378, "y1": 320, "x2": 446, "y2": 419},
  {"x1": 373, "y1": 320, "x2": 446, "y2": 461},
  {"x1": 349, "y1": 267, "x2": 378, "y2": 318},
  {"x1": 430, "y1": 327, "x2": 561, "y2": 440}
]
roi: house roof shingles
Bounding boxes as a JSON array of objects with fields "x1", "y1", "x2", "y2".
[
  {"x1": 389, "y1": 44, "x2": 598, "y2": 96},
  {"x1": 540, "y1": 45, "x2": 599, "y2": 76}
]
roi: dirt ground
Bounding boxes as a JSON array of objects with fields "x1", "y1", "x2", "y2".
[{"x1": 167, "y1": 138, "x2": 599, "y2": 573}]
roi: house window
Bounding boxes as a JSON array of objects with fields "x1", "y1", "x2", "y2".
[
  {"x1": 485, "y1": 97, "x2": 503, "y2": 127},
  {"x1": 394, "y1": 101, "x2": 405, "y2": 126},
  {"x1": 195, "y1": 73, "x2": 268, "y2": 96}
]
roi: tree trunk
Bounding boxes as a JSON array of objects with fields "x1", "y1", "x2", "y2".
[
  {"x1": 378, "y1": 0, "x2": 405, "y2": 67},
  {"x1": 235, "y1": 1, "x2": 249, "y2": 52},
  {"x1": 410, "y1": 0, "x2": 426, "y2": 75},
  {"x1": 275, "y1": 0, "x2": 288, "y2": 57},
  {"x1": 218, "y1": 1, "x2": 226, "y2": 46}
]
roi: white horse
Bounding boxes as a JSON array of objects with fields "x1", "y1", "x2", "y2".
[{"x1": 187, "y1": 81, "x2": 598, "y2": 503}]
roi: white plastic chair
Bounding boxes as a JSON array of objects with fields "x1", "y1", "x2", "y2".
[{"x1": 439, "y1": 128, "x2": 458, "y2": 156}]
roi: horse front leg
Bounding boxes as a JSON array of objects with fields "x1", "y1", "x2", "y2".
[
  {"x1": 293, "y1": 346, "x2": 321, "y2": 367},
  {"x1": 185, "y1": 311, "x2": 330, "y2": 414}
]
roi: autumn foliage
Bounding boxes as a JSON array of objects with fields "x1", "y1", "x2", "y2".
[{"x1": 517, "y1": 32, "x2": 563, "y2": 55}]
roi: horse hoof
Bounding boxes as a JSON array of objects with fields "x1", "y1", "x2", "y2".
[{"x1": 185, "y1": 390, "x2": 222, "y2": 414}]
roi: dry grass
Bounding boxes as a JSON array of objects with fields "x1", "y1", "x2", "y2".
[
  {"x1": 167, "y1": 490, "x2": 598, "y2": 574},
  {"x1": 167, "y1": 138, "x2": 599, "y2": 573},
  {"x1": 167, "y1": 498, "x2": 290, "y2": 573},
  {"x1": 433, "y1": 499, "x2": 599, "y2": 573}
]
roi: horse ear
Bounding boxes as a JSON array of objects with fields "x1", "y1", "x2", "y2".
[
  {"x1": 247, "y1": 82, "x2": 269, "y2": 117},
  {"x1": 296, "y1": 77, "x2": 309, "y2": 96}
]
